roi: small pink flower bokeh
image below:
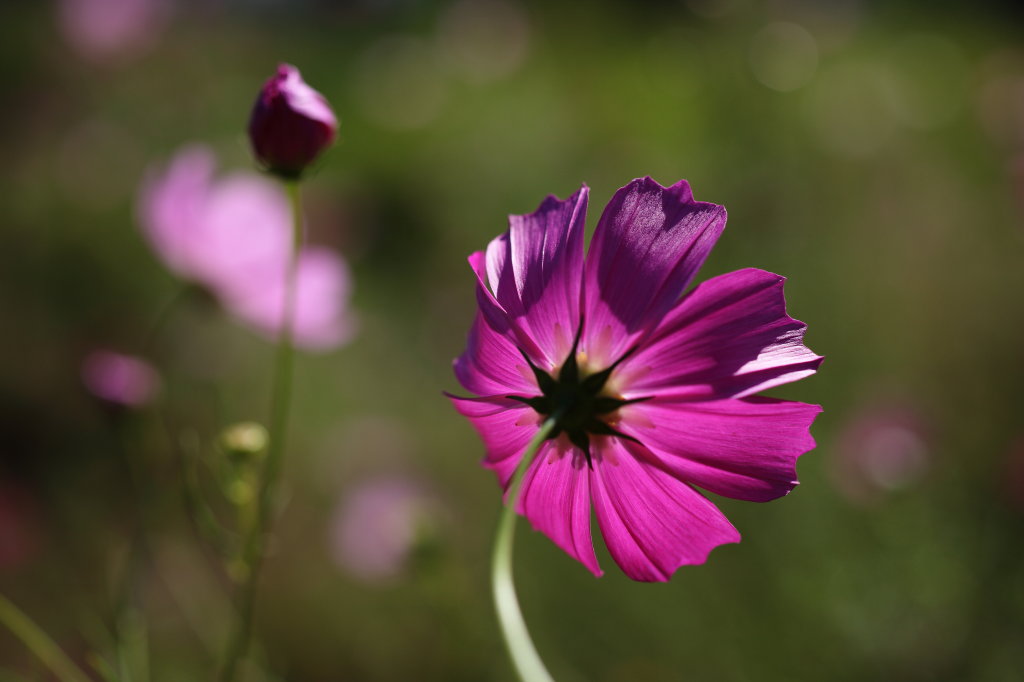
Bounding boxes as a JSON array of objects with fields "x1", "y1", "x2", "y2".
[
  {"x1": 328, "y1": 476, "x2": 439, "y2": 582},
  {"x1": 830, "y1": 400, "x2": 931, "y2": 505},
  {"x1": 57, "y1": 0, "x2": 166, "y2": 62},
  {"x1": 81, "y1": 350, "x2": 160, "y2": 407},
  {"x1": 138, "y1": 145, "x2": 356, "y2": 351}
]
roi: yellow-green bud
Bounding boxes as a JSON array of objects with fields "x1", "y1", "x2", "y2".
[{"x1": 219, "y1": 422, "x2": 269, "y2": 463}]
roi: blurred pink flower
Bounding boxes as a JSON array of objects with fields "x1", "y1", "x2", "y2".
[
  {"x1": 57, "y1": 0, "x2": 166, "y2": 62},
  {"x1": 328, "y1": 476, "x2": 439, "y2": 582},
  {"x1": 830, "y1": 401, "x2": 931, "y2": 505},
  {"x1": 81, "y1": 350, "x2": 160, "y2": 407},
  {"x1": 138, "y1": 145, "x2": 356, "y2": 350},
  {"x1": 222, "y1": 247, "x2": 355, "y2": 350}
]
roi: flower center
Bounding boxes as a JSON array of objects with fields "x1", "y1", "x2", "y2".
[{"x1": 509, "y1": 321, "x2": 647, "y2": 468}]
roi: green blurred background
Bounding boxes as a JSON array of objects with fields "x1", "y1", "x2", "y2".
[{"x1": 2, "y1": 0, "x2": 1024, "y2": 679}]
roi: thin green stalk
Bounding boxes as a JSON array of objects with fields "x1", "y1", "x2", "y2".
[
  {"x1": 0, "y1": 594, "x2": 91, "y2": 682},
  {"x1": 109, "y1": 425, "x2": 149, "y2": 682},
  {"x1": 219, "y1": 180, "x2": 303, "y2": 682},
  {"x1": 103, "y1": 285, "x2": 191, "y2": 682},
  {"x1": 179, "y1": 428, "x2": 236, "y2": 558},
  {"x1": 142, "y1": 285, "x2": 191, "y2": 357},
  {"x1": 492, "y1": 417, "x2": 559, "y2": 682}
]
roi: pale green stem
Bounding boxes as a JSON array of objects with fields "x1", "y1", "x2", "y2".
[
  {"x1": 0, "y1": 593, "x2": 91, "y2": 682},
  {"x1": 492, "y1": 417, "x2": 559, "y2": 682},
  {"x1": 219, "y1": 180, "x2": 302, "y2": 682}
]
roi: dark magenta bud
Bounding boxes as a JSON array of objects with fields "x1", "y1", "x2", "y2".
[{"x1": 248, "y1": 64, "x2": 337, "y2": 179}]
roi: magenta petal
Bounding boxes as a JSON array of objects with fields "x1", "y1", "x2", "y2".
[
  {"x1": 454, "y1": 311, "x2": 537, "y2": 396},
  {"x1": 485, "y1": 188, "x2": 589, "y2": 366},
  {"x1": 582, "y1": 178, "x2": 726, "y2": 364},
  {"x1": 469, "y1": 250, "x2": 508, "y2": 334},
  {"x1": 518, "y1": 441, "x2": 602, "y2": 576},
  {"x1": 485, "y1": 233, "x2": 515, "y2": 304},
  {"x1": 619, "y1": 397, "x2": 821, "y2": 502},
  {"x1": 468, "y1": 251, "x2": 547, "y2": 366},
  {"x1": 618, "y1": 268, "x2": 823, "y2": 400},
  {"x1": 590, "y1": 439, "x2": 740, "y2": 582},
  {"x1": 447, "y1": 395, "x2": 540, "y2": 487}
]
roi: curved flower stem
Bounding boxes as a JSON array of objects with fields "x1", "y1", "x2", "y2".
[
  {"x1": 492, "y1": 417, "x2": 559, "y2": 682},
  {"x1": 219, "y1": 180, "x2": 303, "y2": 682},
  {"x1": 0, "y1": 593, "x2": 91, "y2": 682}
]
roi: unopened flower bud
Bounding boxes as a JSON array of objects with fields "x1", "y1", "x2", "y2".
[
  {"x1": 219, "y1": 421, "x2": 269, "y2": 463},
  {"x1": 248, "y1": 63, "x2": 337, "y2": 179}
]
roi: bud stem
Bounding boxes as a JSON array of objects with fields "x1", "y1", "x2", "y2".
[
  {"x1": 219, "y1": 180, "x2": 303, "y2": 682},
  {"x1": 492, "y1": 415, "x2": 561, "y2": 682}
]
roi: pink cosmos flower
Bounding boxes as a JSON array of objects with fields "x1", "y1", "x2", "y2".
[
  {"x1": 138, "y1": 145, "x2": 355, "y2": 350},
  {"x1": 449, "y1": 178, "x2": 822, "y2": 582},
  {"x1": 82, "y1": 350, "x2": 160, "y2": 407}
]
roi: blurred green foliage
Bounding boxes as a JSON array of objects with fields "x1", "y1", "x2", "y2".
[{"x1": 1, "y1": 0, "x2": 1024, "y2": 680}]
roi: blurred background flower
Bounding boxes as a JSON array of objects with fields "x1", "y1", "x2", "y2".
[
  {"x1": 139, "y1": 144, "x2": 356, "y2": 350},
  {"x1": 2, "y1": 0, "x2": 1024, "y2": 679},
  {"x1": 830, "y1": 397, "x2": 932, "y2": 505},
  {"x1": 57, "y1": 0, "x2": 167, "y2": 63},
  {"x1": 81, "y1": 350, "x2": 160, "y2": 407},
  {"x1": 328, "y1": 475, "x2": 443, "y2": 583}
]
